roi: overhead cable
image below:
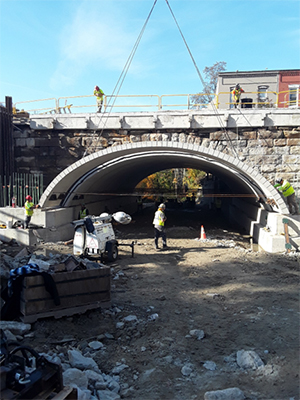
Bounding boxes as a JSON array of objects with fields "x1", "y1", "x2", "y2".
[
  {"x1": 84, "y1": 0, "x2": 158, "y2": 156},
  {"x1": 164, "y1": 0, "x2": 239, "y2": 159}
]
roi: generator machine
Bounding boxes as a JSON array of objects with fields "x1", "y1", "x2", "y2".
[{"x1": 72, "y1": 212, "x2": 132, "y2": 262}]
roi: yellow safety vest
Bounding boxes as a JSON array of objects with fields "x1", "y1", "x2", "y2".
[
  {"x1": 94, "y1": 89, "x2": 104, "y2": 100},
  {"x1": 25, "y1": 201, "x2": 34, "y2": 216},
  {"x1": 79, "y1": 209, "x2": 88, "y2": 219},
  {"x1": 274, "y1": 180, "x2": 295, "y2": 197},
  {"x1": 153, "y1": 210, "x2": 165, "y2": 226}
]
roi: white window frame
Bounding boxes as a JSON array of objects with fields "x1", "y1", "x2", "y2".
[
  {"x1": 288, "y1": 85, "x2": 300, "y2": 108},
  {"x1": 257, "y1": 85, "x2": 269, "y2": 103}
]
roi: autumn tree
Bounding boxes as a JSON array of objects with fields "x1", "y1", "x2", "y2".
[{"x1": 191, "y1": 61, "x2": 227, "y2": 107}]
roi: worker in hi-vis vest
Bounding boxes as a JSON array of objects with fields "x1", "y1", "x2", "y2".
[
  {"x1": 94, "y1": 85, "x2": 104, "y2": 113},
  {"x1": 274, "y1": 178, "x2": 299, "y2": 215},
  {"x1": 78, "y1": 204, "x2": 89, "y2": 220},
  {"x1": 24, "y1": 195, "x2": 39, "y2": 229},
  {"x1": 153, "y1": 203, "x2": 167, "y2": 250},
  {"x1": 232, "y1": 83, "x2": 244, "y2": 108}
]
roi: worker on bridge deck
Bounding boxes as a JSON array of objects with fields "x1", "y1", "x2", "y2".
[
  {"x1": 232, "y1": 83, "x2": 244, "y2": 108},
  {"x1": 94, "y1": 85, "x2": 104, "y2": 113},
  {"x1": 274, "y1": 178, "x2": 299, "y2": 215}
]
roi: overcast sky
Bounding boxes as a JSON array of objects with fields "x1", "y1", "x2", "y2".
[{"x1": 0, "y1": 0, "x2": 299, "y2": 108}]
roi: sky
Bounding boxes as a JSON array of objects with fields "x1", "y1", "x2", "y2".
[{"x1": 0, "y1": 0, "x2": 299, "y2": 110}]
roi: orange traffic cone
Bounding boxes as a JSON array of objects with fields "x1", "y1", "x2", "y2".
[{"x1": 200, "y1": 225, "x2": 207, "y2": 239}]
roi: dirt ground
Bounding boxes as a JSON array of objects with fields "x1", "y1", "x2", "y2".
[{"x1": 2, "y1": 205, "x2": 300, "y2": 400}]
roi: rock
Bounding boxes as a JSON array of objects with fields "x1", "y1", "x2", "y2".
[
  {"x1": 63, "y1": 368, "x2": 88, "y2": 389},
  {"x1": 107, "y1": 378, "x2": 120, "y2": 393},
  {"x1": 77, "y1": 387, "x2": 91, "y2": 400},
  {"x1": 0, "y1": 265, "x2": 10, "y2": 279},
  {"x1": 148, "y1": 313, "x2": 159, "y2": 321},
  {"x1": 96, "y1": 390, "x2": 120, "y2": 400},
  {"x1": 120, "y1": 386, "x2": 135, "y2": 398},
  {"x1": 15, "y1": 247, "x2": 29, "y2": 259},
  {"x1": 203, "y1": 361, "x2": 217, "y2": 371},
  {"x1": 0, "y1": 321, "x2": 31, "y2": 335},
  {"x1": 236, "y1": 349, "x2": 264, "y2": 370},
  {"x1": 123, "y1": 315, "x2": 138, "y2": 322},
  {"x1": 181, "y1": 363, "x2": 193, "y2": 376},
  {"x1": 68, "y1": 349, "x2": 99, "y2": 371},
  {"x1": 189, "y1": 329, "x2": 205, "y2": 340},
  {"x1": 88, "y1": 341, "x2": 104, "y2": 350},
  {"x1": 204, "y1": 387, "x2": 245, "y2": 400},
  {"x1": 111, "y1": 363, "x2": 129, "y2": 374},
  {"x1": 84, "y1": 369, "x2": 105, "y2": 385},
  {"x1": 3, "y1": 330, "x2": 17, "y2": 342}
]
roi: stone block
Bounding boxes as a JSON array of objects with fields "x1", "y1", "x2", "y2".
[
  {"x1": 258, "y1": 129, "x2": 282, "y2": 139},
  {"x1": 274, "y1": 138, "x2": 287, "y2": 146},
  {"x1": 287, "y1": 138, "x2": 300, "y2": 146},
  {"x1": 240, "y1": 130, "x2": 257, "y2": 139},
  {"x1": 290, "y1": 146, "x2": 300, "y2": 155},
  {"x1": 284, "y1": 129, "x2": 300, "y2": 138}
]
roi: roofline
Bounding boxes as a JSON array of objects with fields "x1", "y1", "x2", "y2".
[{"x1": 219, "y1": 69, "x2": 300, "y2": 76}]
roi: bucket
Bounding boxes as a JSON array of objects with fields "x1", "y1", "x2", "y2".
[{"x1": 7, "y1": 221, "x2": 13, "y2": 229}]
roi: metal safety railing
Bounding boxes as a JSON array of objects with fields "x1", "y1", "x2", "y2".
[
  {"x1": 12, "y1": 90, "x2": 300, "y2": 115},
  {"x1": 0, "y1": 173, "x2": 43, "y2": 208}
]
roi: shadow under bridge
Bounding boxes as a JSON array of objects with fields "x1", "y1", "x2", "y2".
[{"x1": 39, "y1": 142, "x2": 288, "y2": 219}]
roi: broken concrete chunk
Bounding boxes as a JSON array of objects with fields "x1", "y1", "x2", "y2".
[
  {"x1": 237, "y1": 349, "x2": 265, "y2": 370},
  {"x1": 0, "y1": 321, "x2": 31, "y2": 335},
  {"x1": 204, "y1": 387, "x2": 245, "y2": 400}
]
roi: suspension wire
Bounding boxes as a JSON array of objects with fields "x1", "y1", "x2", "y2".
[
  {"x1": 164, "y1": 0, "x2": 239, "y2": 159},
  {"x1": 83, "y1": 0, "x2": 158, "y2": 157}
]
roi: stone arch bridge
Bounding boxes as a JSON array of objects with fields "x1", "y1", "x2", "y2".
[{"x1": 8, "y1": 108, "x2": 300, "y2": 252}]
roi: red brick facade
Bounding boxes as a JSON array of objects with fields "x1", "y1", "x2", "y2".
[{"x1": 278, "y1": 70, "x2": 300, "y2": 107}]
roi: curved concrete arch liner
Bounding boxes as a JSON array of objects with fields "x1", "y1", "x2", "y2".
[{"x1": 39, "y1": 141, "x2": 288, "y2": 214}]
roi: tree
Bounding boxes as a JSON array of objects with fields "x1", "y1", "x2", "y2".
[{"x1": 191, "y1": 61, "x2": 227, "y2": 107}]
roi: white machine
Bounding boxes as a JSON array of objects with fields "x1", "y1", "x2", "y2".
[{"x1": 72, "y1": 211, "x2": 132, "y2": 262}]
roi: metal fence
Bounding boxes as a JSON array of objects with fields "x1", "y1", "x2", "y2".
[
  {"x1": 12, "y1": 90, "x2": 300, "y2": 115},
  {"x1": 0, "y1": 173, "x2": 43, "y2": 208}
]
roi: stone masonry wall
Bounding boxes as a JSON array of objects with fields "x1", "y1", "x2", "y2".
[{"x1": 13, "y1": 126, "x2": 300, "y2": 194}]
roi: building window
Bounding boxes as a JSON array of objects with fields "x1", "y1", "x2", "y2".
[
  {"x1": 257, "y1": 85, "x2": 268, "y2": 103},
  {"x1": 288, "y1": 85, "x2": 299, "y2": 107}
]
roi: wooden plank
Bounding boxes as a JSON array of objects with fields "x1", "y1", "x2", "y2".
[
  {"x1": 51, "y1": 386, "x2": 78, "y2": 400},
  {"x1": 21, "y1": 301, "x2": 111, "y2": 323}
]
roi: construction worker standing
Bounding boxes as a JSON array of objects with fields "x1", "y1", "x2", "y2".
[
  {"x1": 24, "y1": 195, "x2": 39, "y2": 229},
  {"x1": 232, "y1": 84, "x2": 244, "y2": 108},
  {"x1": 153, "y1": 203, "x2": 167, "y2": 250},
  {"x1": 274, "y1": 178, "x2": 299, "y2": 215},
  {"x1": 94, "y1": 85, "x2": 104, "y2": 113},
  {"x1": 78, "y1": 204, "x2": 89, "y2": 220}
]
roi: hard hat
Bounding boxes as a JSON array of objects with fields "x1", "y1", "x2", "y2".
[
  {"x1": 276, "y1": 178, "x2": 282, "y2": 184},
  {"x1": 95, "y1": 85, "x2": 99, "y2": 90},
  {"x1": 236, "y1": 83, "x2": 240, "y2": 88},
  {"x1": 159, "y1": 203, "x2": 166, "y2": 209},
  {"x1": 112, "y1": 211, "x2": 132, "y2": 225},
  {"x1": 26, "y1": 195, "x2": 32, "y2": 201}
]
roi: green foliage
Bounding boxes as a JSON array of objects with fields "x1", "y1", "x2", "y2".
[
  {"x1": 183, "y1": 169, "x2": 206, "y2": 189},
  {"x1": 191, "y1": 61, "x2": 227, "y2": 107},
  {"x1": 136, "y1": 168, "x2": 206, "y2": 199}
]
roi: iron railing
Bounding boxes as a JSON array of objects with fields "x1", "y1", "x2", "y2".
[
  {"x1": 12, "y1": 90, "x2": 300, "y2": 115},
  {"x1": 0, "y1": 173, "x2": 43, "y2": 208}
]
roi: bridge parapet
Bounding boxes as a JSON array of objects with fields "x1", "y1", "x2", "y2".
[{"x1": 26, "y1": 109, "x2": 300, "y2": 131}]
